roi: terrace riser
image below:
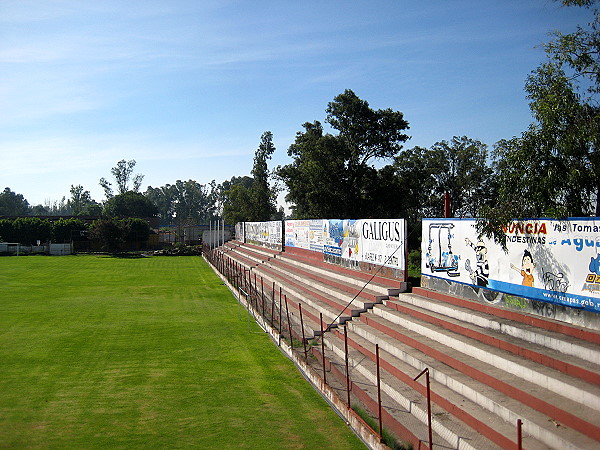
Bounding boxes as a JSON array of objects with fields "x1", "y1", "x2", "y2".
[
  {"x1": 411, "y1": 287, "x2": 600, "y2": 346},
  {"x1": 322, "y1": 330, "x2": 512, "y2": 449},
  {"x1": 390, "y1": 294, "x2": 600, "y2": 365},
  {"x1": 224, "y1": 250, "x2": 375, "y2": 318},
  {"x1": 347, "y1": 317, "x2": 600, "y2": 447},
  {"x1": 228, "y1": 246, "x2": 388, "y2": 306},
  {"x1": 370, "y1": 306, "x2": 600, "y2": 411}
]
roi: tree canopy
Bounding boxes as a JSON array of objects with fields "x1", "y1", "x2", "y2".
[
  {"x1": 103, "y1": 191, "x2": 158, "y2": 218},
  {"x1": 478, "y1": 1, "x2": 600, "y2": 245},
  {"x1": 278, "y1": 91, "x2": 410, "y2": 219},
  {"x1": 100, "y1": 160, "x2": 144, "y2": 199},
  {"x1": 222, "y1": 132, "x2": 281, "y2": 224},
  {"x1": 0, "y1": 188, "x2": 29, "y2": 216}
]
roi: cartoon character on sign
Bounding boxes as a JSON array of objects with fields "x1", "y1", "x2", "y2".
[
  {"x1": 425, "y1": 223, "x2": 460, "y2": 276},
  {"x1": 464, "y1": 238, "x2": 489, "y2": 287},
  {"x1": 511, "y1": 249, "x2": 535, "y2": 287}
]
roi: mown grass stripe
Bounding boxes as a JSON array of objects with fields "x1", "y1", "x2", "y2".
[{"x1": 0, "y1": 255, "x2": 363, "y2": 449}]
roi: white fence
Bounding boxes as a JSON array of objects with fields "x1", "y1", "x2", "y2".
[{"x1": 0, "y1": 242, "x2": 72, "y2": 256}]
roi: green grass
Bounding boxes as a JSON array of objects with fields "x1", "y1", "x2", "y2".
[{"x1": 0, "y1": 255, "x2": 364, "y2": 449}]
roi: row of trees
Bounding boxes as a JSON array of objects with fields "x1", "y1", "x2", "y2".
[{"x1": 0, "y1": 216, "x2": 150, "y2": 252}]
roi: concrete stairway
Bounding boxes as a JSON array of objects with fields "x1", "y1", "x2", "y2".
[{"x1": 212, "y1": 241, "x2": 600, "y2": 449}]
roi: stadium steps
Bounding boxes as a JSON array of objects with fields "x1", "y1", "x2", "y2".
[
  {"x1": 320, "y1": 328, "x2": 505, "y2": 450},
  {"x1": 222, "y1": 243, "x2": 391, "y2": 327},
  {"x1": 212, "y1": 243, "x2": 600, "y2": 448},
  {"x1": 384, "y1": 293, "x2": 600, "y2": 385},
  {"x1": 217, "y1": 246, "x2": 354, "y2": 330},
  {"x1": 232, "y1": 241, "x2": 402, "y2": 296},
  {"x1": 350, "y1": 305, "x2": 600, "y2": 449}
]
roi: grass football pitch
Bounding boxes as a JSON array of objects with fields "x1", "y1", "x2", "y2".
[{"x1": 0, "y1": 255, "x2": 364, "y2": 449}]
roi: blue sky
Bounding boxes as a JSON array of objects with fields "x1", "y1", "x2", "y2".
[{"x1": 0, "y1": 1, "x2": 592, "y2": 207}]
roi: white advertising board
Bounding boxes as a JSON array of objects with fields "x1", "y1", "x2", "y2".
[
  {"x1": 286, "y1": 219, "x2": 406, "y2": 269},
  {"x1": 245, "y1": 221, "x2": 281, "y2": 246},
  {"x1": 422, "y1": 218, "x2": 600, "y2": 313},
  {"x1": 284, "y1": 220, "x2": 310, "y2": 250}
]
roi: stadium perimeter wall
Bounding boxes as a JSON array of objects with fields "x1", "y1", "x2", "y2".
[
  {"x1": 421, "y1": 217, "x2": 600, "y2": 331},
  {"x1": 0, "y1": 242, "x2": 72, "y2": 256},
  {"x1": 236, "y1": 219, "x2": 408, "y2": 285}
]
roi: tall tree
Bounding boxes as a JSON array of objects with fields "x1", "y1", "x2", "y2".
[
  {"x1": 326, "y1": 89, "x2": 410, "y2": 165},
  {"x1": 479, "y1": 1, "x2": 600, "y2": 245},
  {"x1": 0, "y1": 188, "x2": 29, "y2": 216},
  {"x1": 424, "y1": 137, "x2": 495, "y2": 218},
  {"x1": 278, "y1": 121, "x2": 352, "y2": 218},
  {"x1": 222, "y1": 183, "x2": 254, "y2": 225},
  {"x1": 42, "y1": 197, "x2": 71, "y2": 216},
  {"x1": 278, "y1": 91, "x2": 410, "y2": 218},
  {"x1": 145, "y1": 185, "x2": 177, "y2": 225},
  {"x1": 220, "y1": 133, "x2": 280, "y2": 224},
  {"x1": 67, "y1": 185, "x2": 99, "y2": 216},
  {"x1": 249, "y1": 131, "x2": 278, "y2": 221},
  {"x1": 99, "y1": 159, "x2": 144, "y2": 199},
  {"x1": 171, "y1": 179, "x2": 217, "y2": 224},
  {"x1": 216, "y1": 176, "x2": 253, "y2": 219}
]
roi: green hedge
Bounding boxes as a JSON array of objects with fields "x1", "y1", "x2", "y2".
[{"x1": 0, "y1": 217, "x2": 149, "y2": 250}]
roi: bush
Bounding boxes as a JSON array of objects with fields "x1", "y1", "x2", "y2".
[
  {"x1": 89, "y1": 218, "x2": 126, "y2": 252},
  {"x1": 12, "y1": 217, "x2": 51, "y2": 245},
  {"x1": 89, "y1": 217, "x2": 152, "y2": 253},
  {"x1": 0, "y1": 219, "x2": 16, "y2": 243},
  {"x1": 51, "y1": 218, "x2": 89, "y2": 243},
  {"x1": 122, "y1": 218, "x2": 150, "y2": 243}
]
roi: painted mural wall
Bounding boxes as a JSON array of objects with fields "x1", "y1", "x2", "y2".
[
  {"x1": 421, "y1": 218, "x2": 600, "y2": 314},
  {"x1": 243, "y1": 221, "x2": 282, "y2": 248},
  {"x1": 286, "y1": 219, "x2": 406, "y2": 270}
]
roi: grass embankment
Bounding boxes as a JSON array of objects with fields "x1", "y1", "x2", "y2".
[{"x1": 0, "y1": 255, "x2": 364, "y2": 449}]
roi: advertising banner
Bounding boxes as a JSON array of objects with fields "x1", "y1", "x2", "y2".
[
  {"x1": 421, "y1": 218, "x2": 600, "y2": 313},
  {"x1": 285, "y1": 220, "x2": 311, "y2": 250},
  {"x1": 286, "y1": 219, "x2": 406, "y2": 270},
  {"x1": 235, "y1": 222, "x2": 244, "y2": 242},
  {"x1": 245, "y1": 221, "x2": 281, "y2": 247},
  {"x1": 357, "y1": 219, "x2": 405, "y2": 269}
]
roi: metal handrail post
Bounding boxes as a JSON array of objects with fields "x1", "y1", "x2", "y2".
[{"x1": 415, "y1": 367, "x2": 433, "y2": 450}]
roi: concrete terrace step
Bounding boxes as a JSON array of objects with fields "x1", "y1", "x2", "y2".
[
  {"x1": 389, "y1": 291, "x2": 600, "y2": 365},
  {"x1": 219, "y1": 247, "x2": 357, "y2": 328},
  {"x1": 384, "y1": 294, "x2": 600, "y2": 388},
  {"x1": 349, "y1": 310, "x2": 600, "y2": 449},
  {"x1": 372, "y1": 302, "x2": 600, "y2": 412},
  {"x1": 262, "y1": 258, "x2": 386, "y2": 307},
  {"x1": 237, "y1": 241, "x2": 402, "y2": 295},
  {"x1": 412, "y1": 287, "x2": 600, "y2": 348},
  {"x1": 323, "y1": 325, "x2": 511, "y2": 449},
  {"x1": 234, "y1": 242, "x2": 394, "y2": 301},
  {"x1": 276, "y1": 251, "x2": 398, "y2": 297},
  {"x1": 224, "y1": 245, "x2": 380, "y2": 320}
]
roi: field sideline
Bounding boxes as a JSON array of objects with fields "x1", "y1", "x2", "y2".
[{"x1": 0, "y1": 255, "x2": 364, "y2": 449}]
